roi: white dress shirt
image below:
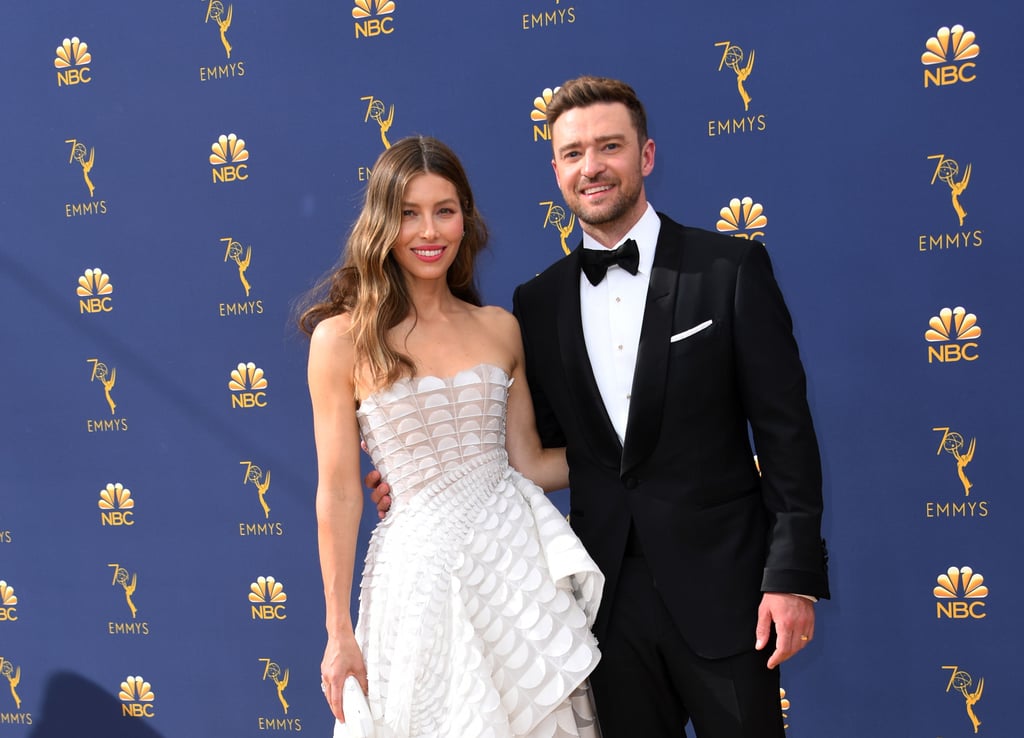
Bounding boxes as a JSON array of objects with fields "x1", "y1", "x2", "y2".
[{"x1": 580, "y1": 204, "x2": 660, "y2": 444}]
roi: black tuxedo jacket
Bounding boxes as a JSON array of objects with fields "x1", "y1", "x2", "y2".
[{"x1": 512, "y1": 213, "x2": 829, "y2": 659}]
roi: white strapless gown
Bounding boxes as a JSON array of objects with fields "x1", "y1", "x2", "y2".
[{"x1": 344, "y1": 363, "x2": 603, "y2": 738}]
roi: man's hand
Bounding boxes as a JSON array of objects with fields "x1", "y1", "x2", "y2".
[
  {"x1": 754, "y1": 592, "x2": 815, "y2": 669},
  {"x1": 364, "y1": 469, "x2": 392, "y2": 519}
]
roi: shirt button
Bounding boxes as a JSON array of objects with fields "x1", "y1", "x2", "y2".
[
  {"x1": 617, "y1": 345, "x2": 623, "y2": 351},
  {"x1": 615, "y1": 296, "x2": 621, "y2": 303}
]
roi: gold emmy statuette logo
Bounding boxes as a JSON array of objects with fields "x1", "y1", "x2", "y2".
[
  {"x1": 715, "y1": 41, "x2": 755, "y2": 110},
  {"x1": 249, "y1": 576, "x2": 287, "y2": 620},
  {"x1": 539, "y1": 200, "x2": 576, "y2": 255},
  {"x1": 78, "y1": 267, "x2": 113, "y2": 314},
  {"x1": 353, "y1": 0, "x2": 396, "y2": 38},
  {"x1": 259, "y1": 658, "x2": 290, "y2": 714},
  {"x1": 928, "y1": 154, "x2": 971, "y2": 226},
  {"x1": 99, "y1": 483, "x2": 136, "y2": 526},
  {"x1": 54, "y1": 36, "x2": 92, "y2": 86},
  {"x1": 925, "y1": 306, "x2": 981, "y2": 364},
  {"x1": 934, "y1": 566, "x2": 987, "y2": 620},
  {"x1": 361, "y1": 96, "x2": 395, "y2": 150},
  {"x1": 0, "y1": 657, "x2": 22, "y2": 710},
  {"x1": 933, "y1": 427, "x2": 975, "y2": 496},
  {"x1": 87, "y1": 358, "x2": 118, "y2": 415},
  {"x1": 0, "y1": 581, "x2": 18, "y2": 622},
  {"x1": 922, "y1": 25, "x2": 979, "y2": 88},
  {"x1": 221, "y1": 237, "x2": 252, "y2": 296},
  {"x1": 229, "y1": 362, "x2": 268, "y2": 409},
  {"x1": 119, "y1": 675, "x2": 155, "y2": 718},
  {"x1": 65, "y1": 138, "x2": 96, "y2": 197},
  {"x1": 241, "y1": 461, "x2": 272, "y2": 518},
  {"x1": 779, "y1": 688, "x2": 790, "y2": 730},
  {"x1": 531, "y1": 87, "x2": 560, "y2": 141},
  {"x1": 108, "y1": 564, "x2": 139, "y2": 619},
  {"x1": 943, "y1": 665, "x2": 983, "y2": 734},
  {"x1": 204, "y1": 1, "x2": 234, "y2": 58},
  {"x1": 210, "y1": 133, "x2": 249, "y2": 183},
  {"x1": 716, "y1": 197, "x2": 767, "y2": 240}
]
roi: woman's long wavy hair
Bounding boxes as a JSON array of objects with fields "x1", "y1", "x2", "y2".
[{"x1": 297, "y1": 136, "x2": 488, "y2": 389}]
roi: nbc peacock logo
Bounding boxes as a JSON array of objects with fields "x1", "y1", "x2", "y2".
[
  {"x1": 119, "y1": 675, "x2": 155, "y2": 718},
  {"x1": 715, "y1": 197, "x2": 767, "y2": 241},
  {"x1": 229, "y1": 362, "x2": 268, "y2": 409},
  {"x1": 250, "y1": 576, "x2": 287, "y2": 620},
  {"x1": 922, "y1": 24, "x2": 979, "y2": 88},
  {"x1": 55, "y1": 36, "x2": 91, "y2": 86},
  {"x1": 925, "y1": 306, "x2": 981, "y2": 364},
  {"x1": 78, "y1": 267, "x2": 113, "y2": 314},
  {"x1": 934, "y1": 565, "x2": 987, "y2": 620},
  {"x1": 353, "y1": 0, "x2": 395, "y2": 38},
  {"x1": 210, "y1": 133, "x2": 249, "y2": 183},
  {"x1": 0, "y1": 581, "x2": 18, "y2": 622},
  {"x1": 98, "y1": 483, "x2": 135, "y2": 527},
  {"x1": 531, "y1": 86, "x2": 560, "y2": 142}
]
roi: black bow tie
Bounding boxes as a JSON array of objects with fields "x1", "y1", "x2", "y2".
[{"x1": 579, "y1": 239, "x2": 640, "y2": 286}]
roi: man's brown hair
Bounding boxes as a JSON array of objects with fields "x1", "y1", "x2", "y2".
[{"x1": 545, "y1": 75, "x2": 649, "y2": 142}]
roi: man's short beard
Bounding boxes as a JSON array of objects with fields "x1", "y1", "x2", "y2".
[
  {"x1": 574, "y1": 182, "x2": 642, "y2": 226},
  {"x1": 576, "y1": 196, "x2": 634, "y2": 226}
]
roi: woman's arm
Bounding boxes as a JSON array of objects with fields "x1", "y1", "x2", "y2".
[
  {"x1": 307, "y1": 314, "x2": 367, "y2": 720},
  {"x1": 498, "y1": 310, "x2": 569, "y2": 492}
]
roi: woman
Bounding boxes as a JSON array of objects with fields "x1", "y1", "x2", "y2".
[{"x1": 298, "y1": 136, "x2": 603, "y2": 738}]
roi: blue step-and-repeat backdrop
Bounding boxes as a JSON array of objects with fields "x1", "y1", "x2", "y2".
[{"x1": 1, "y1": 1, "x2": 1020, "y2": 736}]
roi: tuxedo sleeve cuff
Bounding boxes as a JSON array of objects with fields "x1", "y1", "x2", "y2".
[{"x1": 761, "y1": 569, "x2": 830, "y2": 600}]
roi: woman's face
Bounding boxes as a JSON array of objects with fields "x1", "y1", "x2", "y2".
[{"x1": 390, "y1": 172, "x2": 464, "y2": 284}]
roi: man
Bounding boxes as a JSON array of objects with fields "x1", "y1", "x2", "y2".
[
  {"x1": 511, "y1": 76, "x2": 829, "y2": 737},
  {"x1": 371, "y1": 76, "x2": 829, "y2": 736}
]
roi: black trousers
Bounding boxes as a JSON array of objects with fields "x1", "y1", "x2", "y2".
[{"x1": 590, "y1": 552, "x2": 785, "y2": 738}]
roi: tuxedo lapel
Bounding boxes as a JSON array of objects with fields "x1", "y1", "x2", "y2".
[
  {"x1": 557, "y1": 247, "x2": 623, "y2": 463},
  {"x1": 621, "y1": 220, "x2": 685, "y2": 476}
]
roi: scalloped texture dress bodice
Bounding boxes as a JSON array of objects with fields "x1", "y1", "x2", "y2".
[{"x1": 347, "y1": 364, "x2": 604, "y2": 738}]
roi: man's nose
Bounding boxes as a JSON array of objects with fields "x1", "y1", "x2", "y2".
[{"x1": 581, "y1": 149, "x2": 603, "y2": 177}]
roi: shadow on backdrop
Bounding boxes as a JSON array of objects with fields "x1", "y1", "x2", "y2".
[{"x1": 28, "y1": 671, "x2": 166, "y2": 738}]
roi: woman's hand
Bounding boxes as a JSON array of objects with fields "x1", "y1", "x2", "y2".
[{"x1": 321, "y1": 633, "x2": 368, "y2": 722}]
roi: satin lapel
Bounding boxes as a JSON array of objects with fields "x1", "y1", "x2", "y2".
[
  {"x1": 558, "y1": 248, "x2": 623, "y2": 462},
  {"x1": 621, "y1": 223, "x2": 685, "y2": 476}
]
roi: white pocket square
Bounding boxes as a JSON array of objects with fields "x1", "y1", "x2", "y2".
[{"x1": 670, "y1": 319, "x2": 713, "y2": 343}]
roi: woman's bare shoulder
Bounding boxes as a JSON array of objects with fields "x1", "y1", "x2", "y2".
[
  {"x1": 309, "y1": 313, "x2": 356, "y2": 373},
  {"x1": 311, "y1": 312, "x2": 354, "y2": 345},
  {"x1": 472, "y1": 304, "x2": 519, "y2": 332}
]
